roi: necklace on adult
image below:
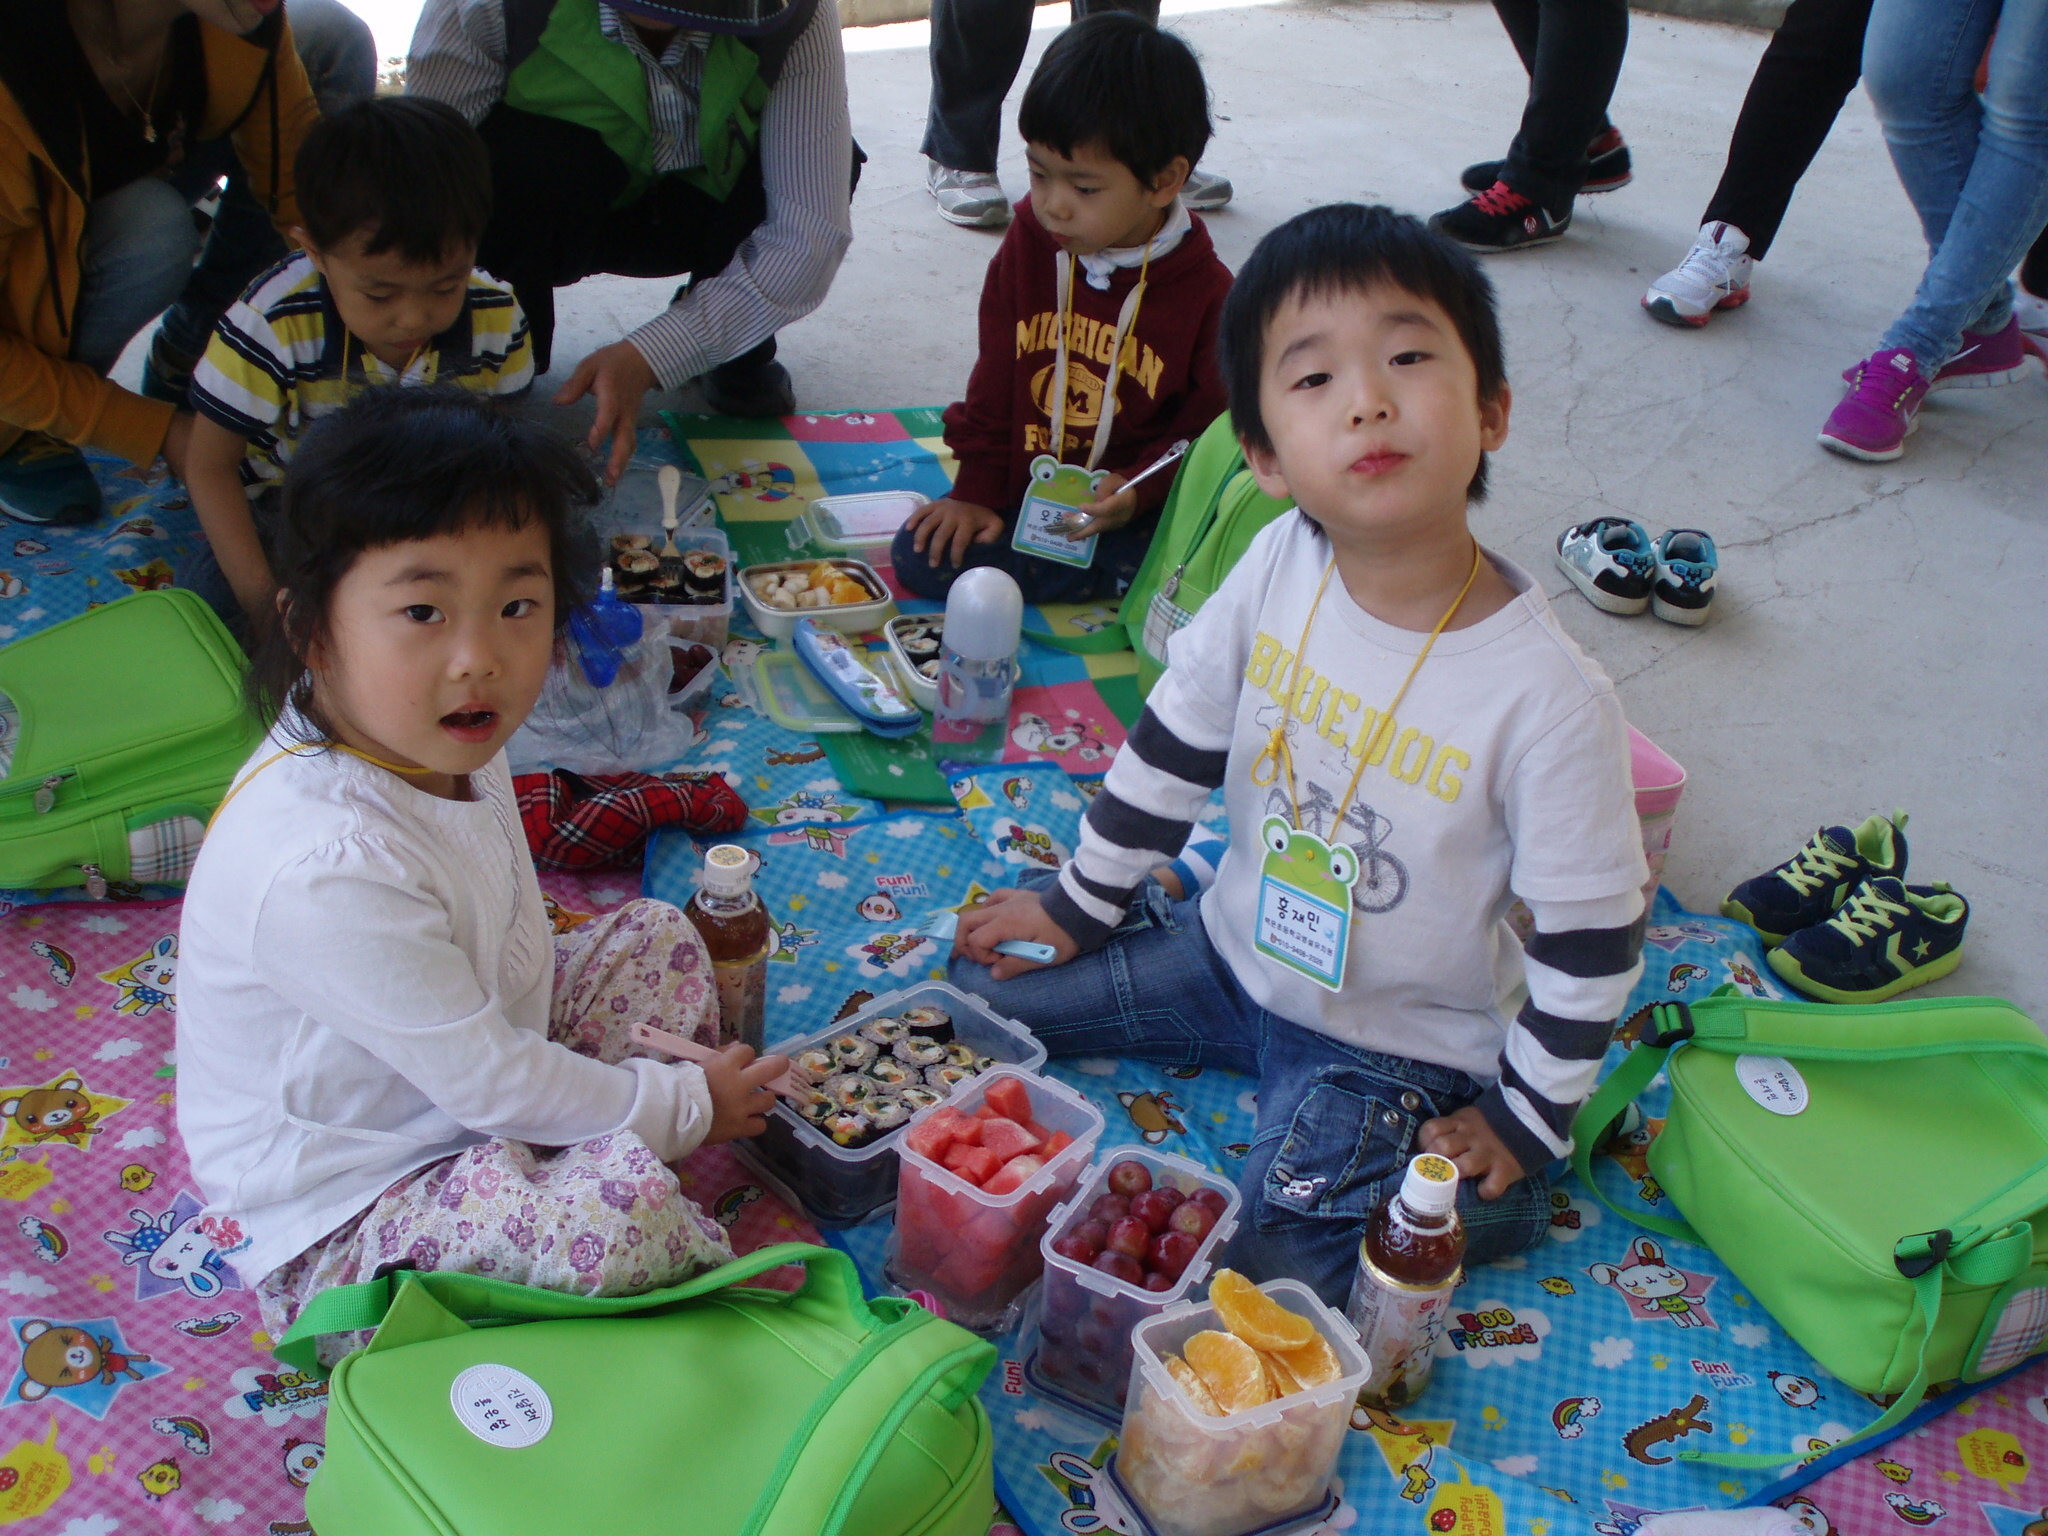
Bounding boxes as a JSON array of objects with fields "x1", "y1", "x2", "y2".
[{"x1": 74, "y1": 2, "x2": 172, "y2": 144}]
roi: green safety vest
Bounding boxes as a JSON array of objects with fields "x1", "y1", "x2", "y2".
[{"x1": 502, "y1": 0, "x2": 808, "y2": 206}]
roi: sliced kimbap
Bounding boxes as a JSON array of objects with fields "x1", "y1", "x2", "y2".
[
  {"x1": 924, "y1": 1063, "x2": 976, "y2": 1092},
  {"x1": 897, "y1": 1085, "x2": 942, "y2": 1113},
  {"x1": 893, "y1": 1035, "x2": 947, "y2": 1068},
  {"x1": 823, "y1": 1109, "x2": 874, "y2": 1148},
  {"x1": 822, "y1": 1072, "x2": 879, "y2": 1109},
  {"x1": 793, "y1": 1046, "x2": 838, "y2": 1082},
  {"x1": 857, "y1": 1016, "x2": 909, "y2": 1048},
  {"x1": 829, "y1": 1034, "x2": 879, "y2": 1069},
  {"x1": 867, "y1": 1096, "x2": 913, "y2": 1133},
  {"x1": 865, "y1": 1057, "x2": 915, "y2": 1088}
]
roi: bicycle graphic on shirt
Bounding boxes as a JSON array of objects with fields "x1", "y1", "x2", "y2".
[{"x1": 1263, "y1": 782, "x2": 1409, "y2": 913}]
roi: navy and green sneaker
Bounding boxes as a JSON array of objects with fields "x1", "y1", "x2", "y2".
[
  {"x1": 0, "y1": 431, "x2": 102, "y2": 526},
  {"x1": 1766, "y1": 876, "x2": 1968, "y2": 1002},
  {"x1": 1721, "y1": 810, "x2": 1909, "y2": 945}
]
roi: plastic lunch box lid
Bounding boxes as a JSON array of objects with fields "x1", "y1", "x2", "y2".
[
  {"x1": 896, "y1": 1066, "x2": 1105, "y2": 1209},
  {"x1": 1039, "y1": 1145, "x2": 1243, "y2": 1306},
  {"x1": 754, "y1": 648, "x2": 863, "y2": 733},
  {"x1": 788, "y1": 491, "x2": 929, "y2": 553},
  {"x1": 769, "y1": 982, "x2": 1049, "y2": 1163},
  {"x1": 1131, "y1": 1277, "x2": 1370, "y2": 1430}
]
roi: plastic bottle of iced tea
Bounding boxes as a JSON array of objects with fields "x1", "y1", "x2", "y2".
[
  {"x1": 1347, "y1": 1152, "x2": 1466, "y2": 1408},
  {"x1": 685, "y1": 845, "x2": 770, "y2": 1053}
]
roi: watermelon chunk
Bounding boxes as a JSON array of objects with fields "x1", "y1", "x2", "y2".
[
  {"x1": 982, "y1": 1076, "x2": 1034, "y2": 1125},
  {"x1": 941, "y1": 1143, "x2": 1003, "y2": 1187},
  {"x1": 976, "y1": 1116, "x2": 1044, "y2": 1163},
  {"x1": 982, "y1": 1153, "x2": 1045, "y2": 1197},
  {"x1": 1039, "y1": 1131, "x2": 1074, "y2": 1158},
  {"x1": 906, "y1": 1106, "x2": 977, "y2": 1161}
]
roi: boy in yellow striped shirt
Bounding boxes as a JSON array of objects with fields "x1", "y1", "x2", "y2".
[{"x1": 186, "y1": 96, "x2": 531, "y2": 627}]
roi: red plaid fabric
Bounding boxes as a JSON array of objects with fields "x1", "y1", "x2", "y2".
[{"x1": 514, "y1": 770, "x2": 749, "y2": 870}]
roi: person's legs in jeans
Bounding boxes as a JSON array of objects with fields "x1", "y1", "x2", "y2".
[
  {"x1": 147, "y1": 0, "x2": 379, "y2": 400},
  {"x1": 1701, "y1": 0, "x2": 1874, "y2": 259},
  {"x1": 889, "y1": 514, "x2": 1148, "y2": 603},
  {"x1": 1497, "y1": 0, "x2": 1630, "y2": 206},
  {"x1": 922, "y1": 0, "x2": 1036, "y2": 175},
  {"x1": 1866, "y1": 0, "x2": 2048, "y2": 371}
]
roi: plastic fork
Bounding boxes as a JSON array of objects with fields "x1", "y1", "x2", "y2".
[
  {"x1": 657, "y1": 464, "x2": 683, "y2": 558},
  {"x1": 912, "y1": 909, "x2": 1058, "y2": 964}
]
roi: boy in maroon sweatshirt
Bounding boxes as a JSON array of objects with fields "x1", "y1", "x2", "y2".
[{"x1": 892, "y1": 14, "x2": 1233, "y2": 604}]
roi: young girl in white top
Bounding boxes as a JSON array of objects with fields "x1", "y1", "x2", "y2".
[{"x1": 177, "y1": 388, "x2": 787, "y2": 1342}]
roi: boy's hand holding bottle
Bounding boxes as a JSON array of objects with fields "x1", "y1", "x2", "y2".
[
  {"x1": 1418, "y1": 1105, "x2": 1526, "y2": 1200},
  {"x1": 905, "y1": 496, "x2": 1006, "y2": 568},
  {"x1": 953, "y1": 888, "x2": 1079, "y2": 980}
]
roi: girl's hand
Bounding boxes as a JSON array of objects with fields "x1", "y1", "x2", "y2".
[
  {"x1": 906, "y1": 497, "x2": 1005, "y2": 567},
  {"x1": 699, "y1": 1043, "x2": 791, "y2": 1144},
  {"x1": 1417, "y1": 1106, "x2": 1526, "y2": 1201},
  {"x1": 954, "y1": 887, "x2": 1078, "y2": 981}
]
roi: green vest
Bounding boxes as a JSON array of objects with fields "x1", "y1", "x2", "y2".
[{"x1": 502, "y1": 0, "x2": 785, "y2": 206}]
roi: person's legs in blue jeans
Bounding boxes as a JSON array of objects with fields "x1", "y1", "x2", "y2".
[
  {"x1": 889, "y1": 515, "x2": 1148, "y2": 603},
  {"x1": 147, "y1": 0, "x2": 378, "y2": 400},
  {"x1": 1865, "y1": 0, "x2": 2048, "y2": 371}
]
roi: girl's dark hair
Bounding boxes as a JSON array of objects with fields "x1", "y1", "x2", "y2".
[
  {"x1": 1220, "y1": 204, "x2": 1508, "y2": 502},
  {"x1": 295, "y1": 96, "x2": 492, "y2": 262},
  {"x1": 1018, "y1": 13, "x2": 1212, "y2": 184},
  {"x1": 250, "y1": 388, "x2": 598, "y2": 735}
]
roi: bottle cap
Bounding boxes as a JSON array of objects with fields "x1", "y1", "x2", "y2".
[
  {"x1": 700, "y1": 844, "x2": 756, "y2": 896},
  {"x1": 1399, "y1": 1153, "x2": 1460, "y2": 1216},
  {"x1": 941, "y1": 567, "x2": 1023, "y2": 662}
]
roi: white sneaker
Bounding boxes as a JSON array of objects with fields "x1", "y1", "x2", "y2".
[
  {"x1": 926, "y1": 160, "x2": 1010, "y2": 228},
  {"x1": 1643, "y1": 222, "x2": 1755, "y2": 329},
  {"x1": 1183, "y1": 168, "x2": 1233, "y2": 211},
  {"x1": 2016, "y1": 282, "x2": 2048, "y2": 362}
]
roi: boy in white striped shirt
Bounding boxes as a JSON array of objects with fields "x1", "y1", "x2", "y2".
[{"x1": 954, "y1": 204, "x2": 1648, "y2": 1303}]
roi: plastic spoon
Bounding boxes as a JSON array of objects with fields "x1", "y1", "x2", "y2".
[{"x1": 658, "y1": 464, "x2": 683, "y2": 558}]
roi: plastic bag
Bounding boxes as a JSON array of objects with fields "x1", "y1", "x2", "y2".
[{"x1": 509, "y1": 628, "x2": 701, "y2": 777}]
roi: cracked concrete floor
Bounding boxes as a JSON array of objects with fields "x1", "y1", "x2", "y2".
[{"x1": 298, "y1": 0, "x2": 2048, "y2": 1009}]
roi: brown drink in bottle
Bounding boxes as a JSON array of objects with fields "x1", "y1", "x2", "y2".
[
  {"x1": 1347, "y1": 1152, "x2": 1465, "y2": 1408},
  {"x1": 685, "y1": 845, "x2": 770, "y2": 1053}
]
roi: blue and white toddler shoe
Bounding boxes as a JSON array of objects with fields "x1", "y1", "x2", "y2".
[
  {"x1": 1555, "y1": 517, "x2": 1655, "y2": 615},
  {"x1": 1649, "y1": 528, "x2": 1718, "y2": 626}
]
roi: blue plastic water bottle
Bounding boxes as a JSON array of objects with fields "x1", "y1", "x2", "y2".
[{"x1": 933, "y1": 568, "x2": 1023, "y2": 761}]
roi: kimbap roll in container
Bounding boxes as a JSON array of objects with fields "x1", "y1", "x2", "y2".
[
  {"x1": 682, "y1": 550, "x2": 727, "y2": 601},
  {"x1": 893, "y1": 1036, "x2": 947, "y2": 1069},
  {"x1": 823, "y1": 1109, "x2": 873, "y2": 1148},
  {"x1": 829, "y1": 1034, "x2": 878, "y2": 1070}
]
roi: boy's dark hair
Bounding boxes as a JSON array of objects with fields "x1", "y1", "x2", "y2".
[
  {"x1": 1220, "y1": 204, "x2": 1508, "y2": 502},
  {"x1": 295, "y1": 96, "x2": 492, "y2": 262},
  {"x1": 251, "y1": 388, "x2": 598, "y2": 736},
  {"x1": 1018, "y1": 13, "x2": 1212, "y2": 184}
]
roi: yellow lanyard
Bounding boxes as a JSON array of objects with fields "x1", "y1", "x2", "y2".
[
  {"x1": 1251, "y1": 541, "x2": 1483, "y2": 832},
  {"x1": 341, "y1": 331, "x2": 430, "y2": 396},
  {"x1": 208, "y1": 738, "x2": 434, "y2": 830},
  {"x1": 1049, "y1": 239, "x2": 1152, "y2": 473}
]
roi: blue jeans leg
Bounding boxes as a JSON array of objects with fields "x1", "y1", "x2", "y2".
[
  {"x1": 1866, "y1": 0, "x2": 2048, "y2": 369},
  {"x1": 71, "y1": 176, "x2": 203, "y2": 376},
  {"x1": 889, "y1": 515, "x2": 1150, "y2": 604}
]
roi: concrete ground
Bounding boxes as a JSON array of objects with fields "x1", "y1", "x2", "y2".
[{"x1": 184, "y1": 1, "x2": 2048, "y2": 1010}]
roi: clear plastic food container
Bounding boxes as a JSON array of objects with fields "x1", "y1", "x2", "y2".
[
  {"x1": 733, "y1": 982, "x2": 1046, "y2": 1229},
  {"x1": 739, "y1": 558, "x2": 895, "y2": 640},
  {"x1": 752, "y1": 649, "x2": 863, "y2": 733},
  {"x1": 1028, "y1": 1147, "x2": 1242, "y2": 1422},
  {"x1": 786, "y1": 490, "x2": 927, "y2": 557},
  {"x1": 887, "y1": 1069, "x2": 1104, "y2": 1334},
  {"x1": 606, "y1": 526, "x2": 733, "y2": 651},
  {"x1": 884, "y1": 614, "x2": 943, "y2": 712},
  {"x1": 1117, "y1": 1280, "x2": 1368, "y2": 1536}
]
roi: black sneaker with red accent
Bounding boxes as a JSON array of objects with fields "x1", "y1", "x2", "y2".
[
  {"x1": 1429, "y1": 180, "x2": 1572, "y2": 252},
  {"x1": 1460, "y1": 128, "x2": 1633, "y2": 196}
]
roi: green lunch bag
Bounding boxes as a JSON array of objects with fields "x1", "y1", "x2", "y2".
[
  {"x1": 1118, "y1": 412, "x2": 1290, "y2": 698},
  {"x1": 275, "y1": 1243, "x2": 998, "y2": 1536},
  {"x1": 1569, "y1": 992, "x2": 2048, "y2": 1462},
  {"x1": 0, "y1": 589, "x2": 262, "y2": 893}
]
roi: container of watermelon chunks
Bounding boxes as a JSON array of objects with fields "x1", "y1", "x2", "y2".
[
  {"x1": 888, "y1": 1068, "x2": 1104, "y2": 1333},
  {"x1": 1026, "y1": 1146, "x2": 1241, "y2": 1421}
]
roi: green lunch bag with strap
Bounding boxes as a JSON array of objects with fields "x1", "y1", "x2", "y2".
[
  {"x1": 275, "y1": 1243, "x2": 997, "y2": 1536},
  {"x1": 1569, "y1": 992, "x2": 2048, "y2": 1462},
  {"x1": 1118, "y1": 412, "x2": 1290, "y2": 698}
]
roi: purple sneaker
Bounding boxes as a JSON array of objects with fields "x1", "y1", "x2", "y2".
[
  {"x1": 1819, "y1": 348, "x2": 1930, "y2": 462},
  {"x1": 1931, "y1": 317, "x2": 2038, "y2": 391}
]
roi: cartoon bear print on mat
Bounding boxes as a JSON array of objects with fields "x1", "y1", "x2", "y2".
[
  {"x1": 6, "y1": 1315, "x2": 165, "y2": 1416},
  {"x1": 0, "y1": 1069, "x2": 128, "y2": 1152}
]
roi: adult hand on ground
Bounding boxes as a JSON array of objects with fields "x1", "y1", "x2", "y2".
[
  {"x1": 953, "y1": 887, "x2": 1079, "y2": 982},
  {"x1": 555, "y1": 340, "x2": 659, "y2": 486},
  {"x1": 904, "y1": 496, "x2": 1005, "y2": 568},
  {"x1": 699, "y1": 1042, "x2": 792, "y2": 1144},
  {"x1": 1063, "y1": 471, "x2": 1136, "y2": 539},
  {"x1": 1418, "y1": 1105, "x2": 1526, "y2": 1201},
  {"x1": 159, "y1": 410, "x2": 196, "y2": 482}
]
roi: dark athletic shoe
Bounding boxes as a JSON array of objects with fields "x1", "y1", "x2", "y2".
[
  {"x1": 1721, "y1": 812, "x2": 1909, "y2": 947},
  {"x1": 1460, "y1": 128, "x2": 1633, "y2": 197},
  {"x1": 0, "y1": 432, "x2": 102, "y2": 526},
  {"x1": 1767, "y1": 876, "x2": 1967, "y2": 1002},
  {"x1": 1429, "y1": 180, "x2": 1571, "y2": 252},
  {"x1": 701, "y1": 344, "x2": 795, "y2": 419}
]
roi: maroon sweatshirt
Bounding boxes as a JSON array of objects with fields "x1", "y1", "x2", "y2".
[{"x1": 943, "y1": 197, "x2": 1232, "y2": 518}]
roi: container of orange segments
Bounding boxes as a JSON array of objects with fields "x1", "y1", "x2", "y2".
[{"x1": 1113, "y1": 1270, "x2": 1370, "y2": 1536}]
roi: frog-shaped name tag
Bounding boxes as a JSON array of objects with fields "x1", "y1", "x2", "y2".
[
  {"x1": 1011, "y1": 454, "x2": 1107, "y2": 568},
  {"x1": 1254, "y1": 815, "x2": 1359, "y2": 991}
]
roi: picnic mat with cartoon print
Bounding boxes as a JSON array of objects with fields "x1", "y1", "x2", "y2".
[{"x1": 642, "y1": 758, "x2": 2043, "y2": 1536}]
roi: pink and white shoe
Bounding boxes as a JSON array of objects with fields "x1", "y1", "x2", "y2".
[
  {"x1": 1931, "y1": 317, "x2": 2037, "y2": 390},
  {"x1": 2017, "y1": 284, "x2": 2048, "y2": 362},
  {"x1": 1819, "y1": 348, "x2": 1930, "y2": 462}
]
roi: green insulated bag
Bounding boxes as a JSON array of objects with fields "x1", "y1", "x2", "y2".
[
  {"x1": 275, "y1": 1243, "x2": 998, "y2": 1536},
  {"x1": 0, "y1": 590, "x2": 262, "y2": 892},
  {"x1": 1570, "y1": 992, "x2": 2048, "y2": 1459}
]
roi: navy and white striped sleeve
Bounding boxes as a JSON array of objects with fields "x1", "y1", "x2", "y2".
[{"x1": 1477, "y1": 890, "x2": 1646, "y2": 1174}]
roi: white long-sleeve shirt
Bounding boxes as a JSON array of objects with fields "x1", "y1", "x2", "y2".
[
  {"x1": 1043, "y1": 515, "x2": 1649, "y2": 1174},
  {"x1": 405, "y1": 0, "x2": 854, "y2": 387},
  {"x1": 177, "y1": 731, "x2": 713, "y2": 1280}
]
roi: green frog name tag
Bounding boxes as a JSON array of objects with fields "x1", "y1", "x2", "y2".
[
  {"x1": 1011, "y1": 454, "x2": 1106, "y2": 569},
  {"x1": 1253, "y1": 815, "x2": 1359, "y2": 992}
]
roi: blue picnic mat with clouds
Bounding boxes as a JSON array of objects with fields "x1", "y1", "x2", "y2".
[{"x1": 643, "y1": 753, "x2": 1901, "y2": 1536}]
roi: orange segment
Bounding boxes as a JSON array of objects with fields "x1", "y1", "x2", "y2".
[
  {"x1": 1257, "y1": 1347, "x2": 1303, "y2": 1397},
  {"x1": 1210, "y1": 1269, "x2": 1316, "y2": 1352},
  {"x1": 1185, "y1": 1328, "x2": 1275, "y2": 1414},
  {"x1": 1164, "y1": 1353, "x2": 1224, "y2": 1416},
  {"x1": 1271, "y1": 1328, "x2": 1342, "y2": 1389}
]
